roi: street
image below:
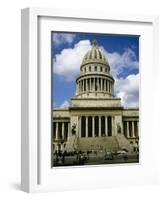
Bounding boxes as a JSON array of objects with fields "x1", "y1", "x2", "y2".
[{"x1": 53, "y1": 152, "x2": 139, "y2": 167}]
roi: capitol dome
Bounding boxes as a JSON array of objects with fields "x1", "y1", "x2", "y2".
[
  {"x1": 76, "y1": 40, "x2": 114, "y2": 98},
  {"x1": 81, "y1": 40, "x2": 109, "y2": 68}
]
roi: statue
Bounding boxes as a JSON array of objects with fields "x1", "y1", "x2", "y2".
[
  {"x1": 117, "y1": 123, "x2": 121, "y2": 134},
  {"x1": 71, "y1": 123, "x2": 76, "y2": 135}
]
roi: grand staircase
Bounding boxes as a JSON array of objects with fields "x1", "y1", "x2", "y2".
[
  {"x1": 65, "y1": 133, "x2": 133, "y2": 153},
  {"x1": 115, "y1": 134, "x2": 133, "y2": 153}
]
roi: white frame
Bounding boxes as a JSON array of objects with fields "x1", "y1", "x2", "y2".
[{"x1": 21, "y1": 7, "x2": 159, "y2": 193}]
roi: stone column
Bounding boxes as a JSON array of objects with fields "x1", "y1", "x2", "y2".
[
  {"x1": 68, "y1": 122, "x2": 70, "y2": 139},
  {"x1": 108, "y1": 80, "x2": 109, "y2": 93},
  {"x1": 107, "y1": 80, "x2": 109, "y2": 93},
  {"x1": 126, "y1": 121, "x2": 129, "y2": 138},
  {"x1": 78, "y1": 81, "x2": 80, "y2": 93},
  {"x1": 62, "y1": 122, "x2": 64, "y2": 139},
  {"x1": 137, "y1": 121, "x2": 139, "y2": 137},
  {"x1": 78, "y1": 117, "x2": 81, "y2": 138},
  {"x1": 99, "y1": 78, "x2": 100, "y2": 91},
  {"x1": 83, "y1": 79, "x2": 86, "y2": 92},
  {"x1": 90, "y1": 78, "x2": 92, "y2": 91},
  {"x1": 56, "y1": 122, "x2": 58, "y2": 140},
  {"x1": 97, "y1": 78, "x2": 99, "y2": 91},
  {"x1": 86, "y1": 79, "x2": 88, "y2": 92},
  {"x1": 80, "y1": 81, "x2": 82, "y2": 93},
  {"x1": 88, "y1": 78, "x2": 90, "y2": 91},
  {"x1": 104, "y1": 79, "x2": 106, "y2": 91},
  {"x1": 94, "y1": 78, "x2": 96, "y2": 91},
  {"x1": 132, "y1": 121, "x2": 135, "y2": 138},
  {"x1": 110, "y1": 81, "x2": 112, "y2": 94},
  {"x1": 112, "y1": 116, "x2": 115, "y2": 136},
  {"x1": 105, "y1": 79, "x2": 107, "y2": 91},
  {"x1": 105, "y1": 80, "x2": 107, "y2": 91},
  {"x1": 92, "y1": 116, "x2": 95, "y2": 137},
  {"x1": 86, "y1": 116, "x2": 88, "y2": 137},
  {"x1": 101, "y1": 78, "x2": 103, "y2": 91},
  {"x1": 99, "y1": 116, "x2": 101, "y2": 137},
  {"x1": 81, "y1": 80, "x2": 83, "y2": 92},
  {"x1": 105, "y1": 116, "x2": 108, "y2": 136},
  {"x1": 112, "y1": 83, "x2": 114, "y2": 95}
]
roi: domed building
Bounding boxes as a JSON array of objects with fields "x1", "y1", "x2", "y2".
[{"x1": 52, "y1": 40, "x2": 139, "y2": 155}]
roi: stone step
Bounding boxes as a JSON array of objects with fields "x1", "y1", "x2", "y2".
[
  {"x1": 65, "y1": 134, "x2": 134, "y2": 153},
  {"x1": 115, "y1": 135, "x2": 133, "y2": 153},
  {"x1": 78, "y1": 136, "x2": 120, "y2": 151}
]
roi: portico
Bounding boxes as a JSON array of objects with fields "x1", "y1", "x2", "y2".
[{"x1": 78, "y1": 115, "x2": 112, "y2": 138}]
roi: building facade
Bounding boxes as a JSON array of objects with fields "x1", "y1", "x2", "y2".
[{"x1": 52, "y1": 40, "x2": 139, "y2": 153}]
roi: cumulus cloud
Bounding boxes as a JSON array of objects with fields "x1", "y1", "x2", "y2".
[
  {"x1": 53, "y1": 39, "x2": 139, "y2": 107},
  {"x1": 53, "y1": 33, "x2": 76, "y2": 46},
  {"x1": 60, "y1": 100, "x2": 70, "y2": 108},
  {"x1": 102, "y1": 47, "x2": 138, "y2": 78},
  {"x1": 115, "y1": 73, "x2": 139, "y2": 107},
  {"x1": 53, "y1": 40, "x2": 91, "y2": 81}
]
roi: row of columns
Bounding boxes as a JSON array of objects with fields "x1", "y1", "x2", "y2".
[
  {"x1": 125, "y1": 121, "x2": 139, "y2": 138},
  {"x1": 77, "y1": 77, "x2": 113, "y2": 94},
  {"x1": 81, "y1": 65, "x2": 108, "y2": 73},
  {"x1": 54, "y1": 122, "x2": 70, "y2": 140},
  {"x1": 54, "y1": 119, "x2": 139, "y2": 141},
  {"x1": 79, "y1": 116, "x2": 112, "y2": 138}
]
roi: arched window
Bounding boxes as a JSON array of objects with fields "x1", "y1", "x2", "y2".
[
  {"x1": 100, "y1": 66, "x2": 103, "y2": 72},
  {"x1": 89, "y1": 66, "x2": 91, "y2": 72}
]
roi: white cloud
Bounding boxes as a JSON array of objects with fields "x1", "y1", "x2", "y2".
[
  {"x1": 102, "y1": 47, "x2": 138, "y2": 78},
  {"x1": 53, "y1": 33, "x2": 76, "y2": 46},
  {"x1": 53, "y1": 40, "x2": 91, "y2": 81},
  {"x1": 60, "y1": 100, "x2": 70, "y2": 108},
  {"x1": 53, "y1": 39, "x2": 139, "y2": 107},
  {"x1": 115, "y1": 73, "x2": 139, "y2": 107}
]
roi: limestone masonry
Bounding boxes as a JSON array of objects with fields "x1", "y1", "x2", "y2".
[{"x1": 52, "y1": 40, "x2": 139, "y2": 153}]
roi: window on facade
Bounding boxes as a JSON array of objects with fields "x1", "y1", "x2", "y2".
[
  {"x1": 105, "y1": 68, "x2": 107, "y2": 72},
  {"x1": 89, "y1": 66, "x2": 91, "y2": 72},
  {"x1": 100, "y1": 66, "x2": 102, "y2": 72},
  {"x1": 95, "y1": 66, "x2": 97, "y2": 71}
]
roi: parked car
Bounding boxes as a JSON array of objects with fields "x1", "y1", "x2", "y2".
[
  {"x1": 104, "y1": 151, "x2": 114, "y2": 160},
  {"x1": 116, "y1": 150, "x2": 128, "y2": 160}
]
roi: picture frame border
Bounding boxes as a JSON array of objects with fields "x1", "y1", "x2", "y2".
[{"x1": 21, "y1": 7, "x2": 159, "y2": 193}]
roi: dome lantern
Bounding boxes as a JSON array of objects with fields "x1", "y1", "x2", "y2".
[
  {"x1": 81, "y1": 40, "x2": 109, "y2": 67},
  {"x1": 91, "y1": 39, "x2": 98, "y2": 47}
]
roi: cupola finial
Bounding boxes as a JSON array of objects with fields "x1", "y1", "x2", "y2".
[{"x1": 92, "y1": 40, "x2": 98, "y2": 47}]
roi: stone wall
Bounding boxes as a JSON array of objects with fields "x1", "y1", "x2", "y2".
[{"x1": 71, "y1": 97, "x2": 122, "y2": 108}]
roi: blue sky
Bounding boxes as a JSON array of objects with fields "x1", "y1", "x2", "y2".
[{"x1": 52, "y1": 32, "x2": 139, "y2": 108}]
